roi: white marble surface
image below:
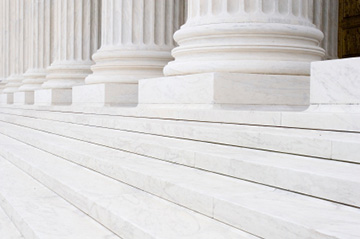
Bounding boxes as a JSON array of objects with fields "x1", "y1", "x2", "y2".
[
  {"x1": 1, "y1": 121, "x2": 360, "y2": 239},
  {"x1": 42, "y1": 0, "x2": 99, "y2": 90},
  {"x1": 4, "y1": 101, "x2": 360, "y2": 133},
  {"x1": 34, "y1": 88, "x2": 72, "y2": 105},
  {"x1": 0, "y1": 155, "x2": 119, "y2": 239},
  {"x1": 140, "y1": 72, "x2": 310, "y2": 106},
  {"x1": 85, "y1": 0, "x2": 184, "y2": 85},
  {"x1": 164, "y1": 0, "x2": 324, "y2": 77},
  {"x1": 72, "y1": 83, "x2": 138, "y2": 106},
  {"x1": 0, "y1": 133, "x2": 255, "y2": 239},
  {"x1": 2, "y1": 106, "x2": 359, "y2": 163},
  {"x1": 0, "y1": 93, "x2": 13, "y2": 104},
  {"x1": 0, "y1": 118, "x2": 359, "y2": 211},
  {"x1": 20, "y1": 0, "x2": 52, "y2": 92},
  {"x1": 13, "y1": 91, "x2": 34, "y2": 105},
  {"x1": 311, "y1": 58, "x2": 360, "y2": 104},
  {"x1": 0, "y1": 204, "x2": 24, "y2": 239}
]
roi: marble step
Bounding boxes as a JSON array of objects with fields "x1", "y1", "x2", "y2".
[
  {"x1": 0, "y1": 156, "x2": 119, "y2": 239},
  {"x1": 0, "y1": 108, "x2": 359, "y2": 163},
  {"x1": 0, "y1": 134, "x2": 255, "y2": 239},
  {"x1": 1, "y1": 129, "x2": 360, "y2": 239},
  {"x1": 3, "y1": 103, "x2": 360, "y2": 133},
  {"x1": 0, "y1": 204, "x2": 24, "y2": 239},
  {"x1": 0, "y1": 115, "x2": 359, "y2": 208}
]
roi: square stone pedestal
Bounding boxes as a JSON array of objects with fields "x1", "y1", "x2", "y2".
[
  {"x1": 139, "y1": 72, "x2": 310, "y2": 108},
  {"x1": 14, "y1": 92, "x2": 34, "y2": 105},
  {"x1": 311, "y1": 58, "x2": 360, "y2": 105},
  {"x1": 0, "y1": 93, "x2": 14, "y2": 104},
  {"x1": 34, "y1": 89, "x2": 72, "y2": 105},
  {"x1": 72, "y1": 83, "x2": 138, "y2": 106}
]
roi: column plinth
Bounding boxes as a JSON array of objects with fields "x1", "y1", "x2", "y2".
[
  {"x1": 35, "y1": 0, "x2": 100, "y2": 105},
  {"x1": 140, "y1": 0, "x2": 325, "y2": 109},
  {"x1": 73, "y1": 0, "x2": 184, "y2": 106}
]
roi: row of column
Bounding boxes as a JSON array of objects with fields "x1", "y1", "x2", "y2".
[{"x1": 0, "y1": 0, "x2": 338, "y2": 106}]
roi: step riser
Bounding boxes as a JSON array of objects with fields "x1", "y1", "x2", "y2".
[
  {"x1": 0, "y1": 109, "x2": 359, "y2": 162},
  {"x1": 0, "y1": 116, "x2": 359, "y2": 208},
  {"x1": 0, "y1": 145, "x2": 338, "y2": 239},
  {"x1": 2, "y1": 129, "x2": 360, "y2": 239},
  {"x1": 0, "y1": 206, "x2": 24, "y2": 239},
  {"x1": 3, "y1": 104, "x2": 360, "y2": 133},
  {"x1": 0, "y1": 194, "x2": 35, "y2": 239},
  {"x1": 0, "y1": 135, "x2": 252, "y2": 239},
  {"x1": 0, "y1": 157, "x2": 120, "y2": 239},
  {"x1": 1, "y1": 121, "x2": 360, "y2": 209}
]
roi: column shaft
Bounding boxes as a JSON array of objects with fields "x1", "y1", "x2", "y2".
[
  {"x1": 3, "y1": 0, "x2": 26, "y2": 93},
  {"x1": 313, "y1": 0, "x2": 338, "y2": 59},
  {"x1": 20, "y1": 0, "x2": 52, "y2": 91},
  {"x1": 85, "y1": 0, "x2": 185, "y2": 84},
  {"x1": 42, "y1": 0, "x2": 100, "y2": 89}
]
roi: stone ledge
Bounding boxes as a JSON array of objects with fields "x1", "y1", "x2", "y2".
[{"x1": 139, "y1": 72, "x2": 310, "y2": 107}]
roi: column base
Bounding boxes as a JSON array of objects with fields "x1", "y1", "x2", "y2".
[
  {"x1": 34, "y1": 89, "x2": 72, "y2": 105},
  {"x1": 0, "y1": 93, "x2": 14, "y2": 104},
  {"x1": 139, "y1": 73, "x2": 309, "y2": 109},
  {"x1": 14, "y1": 92, "x2": 34, "y2": 105},
  {"x1": 72, "y1": 83, "x2": 138, "y2": 106}
]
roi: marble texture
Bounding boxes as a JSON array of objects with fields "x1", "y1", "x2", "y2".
[
  {"x1": 139, "y1": 72, "x2": 310, "y2": 107},
  {"x1": 1, "y1": 120, "x2": 360, "y2": 239},
  {"x1": 78, "y1": 0, "x2": 185, "y2": 105},
  {"x1": 164, "y1": 0, "x2": 324, "y2": 77},
  {"x1": 13, "y1": 91, "x2": 34, "y2": 105},
  {"x1": 0, "y1": 133, "x2": 255, "y2": 239},
  {"x1": 3, "y1": 0, "x2": 26, "y2": 94},
  {"x1": 72, "y1": 83, "x2": 138, "y2": 106},
  {"x1": 313, "y1": 0, "x2": 339, "y2": 60},
  {"x1": 20, "y1": 0, "x2": 52, "y2": 94},
  {"x1": 2, "y1": 107, "x2": 359, "y2": 163},
  {"x1": 311, "y1": 57, "x2": 360, "y2": 105},
  {"x1": 0, "y1": 93, "x2": 13, "y2": 104},
  {"x1": 39, "y1": 0, "x2": 100, "y2": 105},
  {"x1": 0, "y1": 204, "x2": 24, "y2": 239},
  {"x1": 34, "y1": 88, "x2": 72, "y2": 105},
  {"x1": 0, "y1": 155, "x2": 119, "y2": 239},
  {"x1": 1, "y1": 118, "x2": 359, "y2": 210}
]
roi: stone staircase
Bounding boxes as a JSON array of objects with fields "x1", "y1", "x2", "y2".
[{"x1": 0, "y1": 102, "x2": 359, "y2": 239}]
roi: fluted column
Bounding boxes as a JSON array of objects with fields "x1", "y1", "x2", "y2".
[
  {"x1": 313, "y1": 0, "x2": 338, "y2": 60},
  {"x1": 3, "y1": 0, "x2": 26, "y2": 94},
  {"x1": 164, "y1": 0, "x2": 325, "y2": 77},
  {"x1": 20, "y1": 0, "x2": 52, "y2": 91},
  {"x1": 42, "y1": 0, "x2": 100, "y2": 89},
  {"x1": 0, "y1": 0, "x2": 8, "y2": 94},
  {"x1": 85, "y1": 0, "x2": 184, "y2": 84}
]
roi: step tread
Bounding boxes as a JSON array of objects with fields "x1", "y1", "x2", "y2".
[
  {"x1": 0, "y1": 134, "x2": 254, "y2": 239},
  {"x1": 0, "y1": 156, "x2": 119, "y2": 239},
  {"x1": 0, "y1": 110, "x2": 359, "y2": 163},
  {"x1": 0, "y1": 115, "x2": 359, "y2": 208},
  {"x1": 0, "y1": 205, "x2": 24, "y2": 239},
  {"x1": 0, "y1": 127, "x2": 360, "y2": 239}
]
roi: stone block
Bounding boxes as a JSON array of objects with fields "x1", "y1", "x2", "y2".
[
  {"x1": 72, "y1": 83, "x2": 138, "y2": 106},
  {"x1": 311, "y1": 57, "x2": 360, "y2": 105},
  {"x1": 34, "y1": 89, "x2": 72, "y2": 105},
  {"x1": 0, "y1": 93, "x2": 13, "y2": 104},
  {"x1": 13, "y1": 92, "x2": 34, "y2": 105},
  {"x1": 139, "y1": 73, "x2": 309, "y2": 107}
]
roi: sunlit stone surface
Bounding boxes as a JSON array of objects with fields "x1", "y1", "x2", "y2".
[{"x1": 0, "y1": 1, "x2": 360, "y2": 239}]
